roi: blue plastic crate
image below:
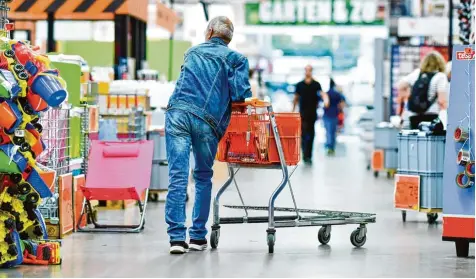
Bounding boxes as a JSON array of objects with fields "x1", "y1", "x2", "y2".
[
  {"x1": 374, "y1": 123, "x2": 399, "y2": 149},
  {"x1": 398, "y1": 170, "x2": 443, "y2": 209},
  {"x1": 384, "y1": 149, "x2": 398, "y2": 169},
  {"x1": 398, "y1": 131, "x2": 445, "y2": 174}
]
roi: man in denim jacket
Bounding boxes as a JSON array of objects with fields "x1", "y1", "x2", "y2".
[{"x1": 165, "y1": 16, "x2": 252, "y2": 254}]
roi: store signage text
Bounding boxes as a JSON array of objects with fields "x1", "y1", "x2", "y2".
[
  {"x1": 245, "y1": 0, "x2": 384, "y2": 26},
  {"x1": 456, "y1": 48, "x2": 475, "y2": 61}
]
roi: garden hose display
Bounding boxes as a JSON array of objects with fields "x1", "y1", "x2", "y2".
[
  {"x1": 456, "y1": 172, "x2": 474, "y2": 188},
  {"x1": 0, "y1": 0, "x2": 65, "y2": 268},
  {"x1": 465, "y1": 161, "x2": 475, "y2": 178},
  {"x1": 457, "y1": 149, "x2": 471, "y2": 165},
  {"x1": 454, "y1": 126, "x2": 469, "y2": 142}
]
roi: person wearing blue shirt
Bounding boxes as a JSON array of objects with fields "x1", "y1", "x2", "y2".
[
  {"x1": 323, "y1": 78, "x2": 345, "y2": 155},
  {"x1": 165, "y1": 16, "x2": 252, "y2": 254}
]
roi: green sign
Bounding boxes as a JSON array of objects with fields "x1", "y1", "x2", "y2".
[{"x1": 245, "y1": 0, "x2": 385, "y2": 26}]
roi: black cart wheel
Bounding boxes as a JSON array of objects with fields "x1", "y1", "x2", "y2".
[
  {"x1": 267, "y1": 233, "x2": 275, "y2": 253},
  {"x1": 33, "y1": 123, "x2": 43, "y2": 133},
  {"x1": 366, "y1": 164, "x2": 371, "y2": 170},
  {"x1": 350, "y1": 228, "x2": 367, "y2": 248},
  {"x1": 14, "y1": 64, "x2": 24, "y2": 73},
  {"x1": 4, "y1": 49, "x2": 14, "y2": 58},
  {"x1": 317, "y1": 226, "x2": 331, "y2": 245},
  {"x1": 373, "y1": 171, "x2": 379, "y2": 178},
  {"x1": 401, "y1": 211, "x2": 407, "y2": 222},
  {"x1": 12, "y1": 136, "x2": 25, "y2": 145},
  {"x1": 19, "y1": 183, "x2": 31, "y2": 195},
  {"x1": 149, "y1": 193, "x2": 159, "y2": 202},
  {"x1": 427, "y1": 213, "x2": 438, "y2": 224},
  {"x1": 20, "y1": 142, "x2": 31, "y2": 152},
  {"x1": 10, "y1": 173, "x2": 22, "y2": 184},
  {"x1": 210, "y1": 229, "x2": 220, "y2": 249},
  {"x1": 26, "y1": 192, "x2": 40, "y2": 205}
]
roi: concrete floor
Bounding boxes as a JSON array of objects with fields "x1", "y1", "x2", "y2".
[{"x1": 1, "y1": 133, "x2": 474, "y2": 278}]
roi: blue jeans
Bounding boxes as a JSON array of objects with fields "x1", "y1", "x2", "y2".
[
  {"x1": 323, "y1": 116, "x2": 338, "y2": 150},
  {"x1": 165, "y1": 109, "x2": 219, "y2": 242}
]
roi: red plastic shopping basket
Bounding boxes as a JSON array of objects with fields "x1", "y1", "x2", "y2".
[{"x1": 217, "y1": 101, "x2": 301, "y2": 166}]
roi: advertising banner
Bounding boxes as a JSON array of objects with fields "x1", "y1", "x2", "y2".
[{"x1": 245, "y1": 0, "x2": 385, "y2": 26}]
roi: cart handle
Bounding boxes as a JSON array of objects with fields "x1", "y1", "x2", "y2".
[{"x1": 232, "y1": 97, "x2": 271, "y2": 108}]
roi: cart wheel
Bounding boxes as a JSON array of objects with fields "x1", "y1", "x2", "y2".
[
  {"x1": 373, "y1": 171, "x2": 379, "y2": 178},
  {"x1": 149, "y1": 193, "x2": 159, "y2": 202},
  {"x1": 350, "y1": 228, "x2": 367, "y2": 248},
  {"x1": 210, "y1": 229, "x2": 220, "y2": 249},
  {"x1": 401, "y1": 211, "x2": 407, "y2": 222},
  {"x1": 26, "y1": 192, "x2": 40, "y2": 205},
  {"x1": 20, "y1": 142, "x2": 30, "y2": 152},
  {"x1": 12, "y1": 136, "x2": 25, "y2": 145},
  {"x1": 318, "y1": 226, "x2": 331, "y2": 245},
  {"x1": 4, "y1": 49, "x2": 14, "y2": 58},
  {"x1": 267, "y1": 233, "x2": 275, "y2": 253},
  {"x1": 34, "y1": 123, "x2": 43, "y2": 133},
  {"x1": 366, "y1": 164, "x2": 371, "y2": 171},
  {"x1": 387, "y1": 172, "x2": 392, "y2": 179},
  {"x1": 19, "y1": 183, "x2": 31, "y2": 195},
  {"x1": 10, "y1": 173, "x2": 22, "y2": 184},
  {"x1": 427, "y1": 213, "x2": 438, "y2": 224}
]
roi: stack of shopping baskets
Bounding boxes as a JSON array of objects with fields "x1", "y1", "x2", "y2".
[
  {"x1": 394, "y1": 128, "x2": 445, "y2": 223},
  {"x1": 372, "y1": 122, "x2": 399, "y2": 178}
]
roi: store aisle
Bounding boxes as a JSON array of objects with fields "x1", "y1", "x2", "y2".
[{"x1": 2, "y1": 136, "x2": 474, "y2": 278}]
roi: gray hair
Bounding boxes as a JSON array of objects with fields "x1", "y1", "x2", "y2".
[{"x1": 206, "y1": 16, "x2": 234, "y2": 43}]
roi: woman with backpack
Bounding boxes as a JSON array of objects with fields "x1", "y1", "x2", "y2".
[{"x1": 396, "y1": 51, "x2": 449, "y2": 129}]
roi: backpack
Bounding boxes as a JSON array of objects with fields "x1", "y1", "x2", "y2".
[{"x1": 408, "y1": 72, "x2": 437, "y2": 114}]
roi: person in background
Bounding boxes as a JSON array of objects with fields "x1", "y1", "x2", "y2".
[
  {"x1": 397, "y1": 51, "x2": 449, "y2": 129},
  {"x1": 322, "y1": 78, "x2": 345, "y2": 155},
  {"x1": 165, "y1": 16, "x2": 251, "y2": 254},
  {"x1": 292, "y1": 65, "x2": 323, "y2": 164}
]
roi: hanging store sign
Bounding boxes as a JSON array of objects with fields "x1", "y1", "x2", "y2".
[
  {"x1": 156, "y1": 3, "x2": 180, "y2": 33},
  {"x1": 245, "y1": 0, "x2": 385, "y2": 26},
  {"x1": 9, "y1": 0, "x2": 148, "y2": 22}
]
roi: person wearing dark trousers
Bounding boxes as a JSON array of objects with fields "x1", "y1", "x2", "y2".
[
  {"x1": 323, "y1": 78, "x2": 345, "y2": 155},
  {"x1": 292, "y1": 65, "x2": 322, "y2": 164}
]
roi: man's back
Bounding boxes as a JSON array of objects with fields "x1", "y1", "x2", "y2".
[
  {"x1": 296, "y1": 80, "x2": 322, "y2": 119},
  {"x1": 168, "y1": 37, "x2": 251, "y2": 138}
]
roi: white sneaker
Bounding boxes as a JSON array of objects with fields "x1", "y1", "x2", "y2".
[
  {"x1": 170, "y1": 242, "x2": 189, "y2": 254},
  {"x1": 189, "y1": 239, "x2": 208, "y2": 251}
]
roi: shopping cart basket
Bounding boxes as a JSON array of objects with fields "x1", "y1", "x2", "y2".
[{"x1": 212, "y1": 98, "x2": 376, "y2": 253}]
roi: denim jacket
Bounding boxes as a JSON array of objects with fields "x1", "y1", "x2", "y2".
[{"x1": 167, "y1": 37, "x2": 252, "y2": 139}]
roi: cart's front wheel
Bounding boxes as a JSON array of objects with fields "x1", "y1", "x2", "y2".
[
  {"x1": 427, "y1": 213, "x2": 438, "y2": 224},
  {"x1": 211, "y1": 229, "x2": 220, "y2": 249},
  {"x1": 350, "y1": 229, "x2": 367, "y2": 248},
  {"x1": 318, "y1": 226, "x2": 331, "y2": 245},
  {"x1": 149, "y1": 193, "x2": 159, "y2": 202},
  {"x1": 401, "y1": 211, "x2": 407, "y2": 222},
  {"x1": 373, "y1": 171, "x2": 379, "y2": 178},
  {"x1": 267, "y1": 233, "x2": 275, "y2": 253}
]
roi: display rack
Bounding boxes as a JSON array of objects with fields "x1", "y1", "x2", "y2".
[
  {"x1": 442, "y1": 44, "x2": 475, "y2": 257},
  {"x1": 37, "y1": 107, "x2": 71, "y2": 224}
]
